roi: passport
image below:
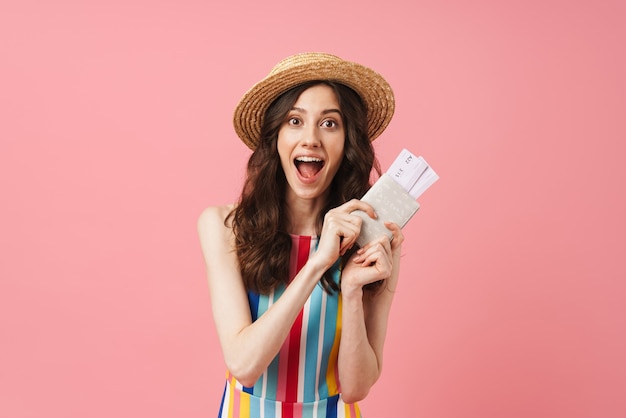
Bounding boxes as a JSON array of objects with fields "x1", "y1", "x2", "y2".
[{"x1": 352, "y1": 148, "x2": 439, "y2": 247}]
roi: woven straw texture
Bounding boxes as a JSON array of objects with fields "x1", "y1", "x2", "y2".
[{"x1": 233, "y1": 52, "x2": 395, "y2": 150}]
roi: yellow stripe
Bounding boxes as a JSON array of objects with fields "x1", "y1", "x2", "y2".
[
  {"x1": 240, "y1": 390, "x2": 250, "y2": 416},
  {"x1": 326, "y1": 293, "x2": 342, "y2": 394},
  {"x1": 344, "y1": 401, "x2": 361, "y2": 418}
]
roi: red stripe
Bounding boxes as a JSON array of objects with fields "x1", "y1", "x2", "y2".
[
  {"x1": 284, "y1": 236, "x2": 311, "y2": 404},
  {"x1": 275, "y1": 333, "x2": 289, "y2": 400},
  {"x1": 295, "y1": 236, "x2": 311, "y2": 274},
  {"x1": 285, "y1": 309, "x2": 303, "y2": 402},
  {"x1": 282, "y1": 401, "x2": 293, "y2": 418}
]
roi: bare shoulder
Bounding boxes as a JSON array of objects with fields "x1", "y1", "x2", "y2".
[
  {"x1": 197, "y1": 204, "x2": 235, "y2": 236},
  {"x1": 197, "y1": 204, "x2": 237, "y2": 261}
]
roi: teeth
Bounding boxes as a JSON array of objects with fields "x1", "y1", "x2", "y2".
[{"x1": 296, "y1": 156, "x2": 322, "y2": 162}]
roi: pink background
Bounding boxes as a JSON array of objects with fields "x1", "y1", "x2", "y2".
[{"x1": 2, "y1": 0, "x2": 625, "y2": 417}]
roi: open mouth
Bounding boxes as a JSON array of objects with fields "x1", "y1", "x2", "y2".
[{"x1": 294, "y1": 156, "x2": 325, "y2": 179}]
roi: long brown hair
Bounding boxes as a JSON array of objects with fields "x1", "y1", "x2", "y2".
[{"x1": 229, "y1": 81, "x2": 381, "y2": 294}]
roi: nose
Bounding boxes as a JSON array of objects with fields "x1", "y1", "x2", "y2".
[{"x1": 301, "y1": 124, "x2": 321, "y2": 147}]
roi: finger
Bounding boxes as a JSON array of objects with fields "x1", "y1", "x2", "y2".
[
  {"x1": 357, "y1": 234, "x2": 390, "y2": 255},
  {"x1": 338, "y1": 226, "x2": 360, "y2": 255},
  {"x1": 341, "y1": 199, "x2": 377, "y2": 219},
  {"x1": 326, "y1": 210, "x2": 364, "y2": 230},
  {"x1": 355, "y1": 249, "x2": 392, "y2": 278},
  {"x1": 331, "y1": 216, "x2": 360, "y2": 246},
  {"x1": 353, "y1": 240, "x2": 389, "y2": 264},
  {"x1": 384, "y1": 222, "x2": 405, "y2": 247}
]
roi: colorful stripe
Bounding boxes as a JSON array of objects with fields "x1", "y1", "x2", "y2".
[
  {"x1": 325, "y1": 293, "x2": 342, "y2": 395},
  {"x1": 219, "y1": 383, "x2": 361, "y2": 418},
  {"x1": 218, "y1": 236, "x2": 362, "y2": 417}
]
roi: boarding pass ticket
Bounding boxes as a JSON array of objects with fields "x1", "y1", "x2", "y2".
[{"x1": 386, "y1": 148, "x2": 439, "y2": 199}]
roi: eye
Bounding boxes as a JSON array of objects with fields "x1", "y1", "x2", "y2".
[
  {"x1": 322, "y1": 119, "x2": 337, "y2": 128},
  {"x1": 287, "y1": 117, "x2": 301, "y2": 126}
]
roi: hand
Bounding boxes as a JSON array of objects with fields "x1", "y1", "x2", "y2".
[
  {"x1": 385, "y1": 221, "x2": 404, "y2": 257},
  {"x1": 312, "y1": 199, "x2": 377, "y2": 270},
  {"x1": 341, "y1": 222, "x2": 404, "y2": 295}
]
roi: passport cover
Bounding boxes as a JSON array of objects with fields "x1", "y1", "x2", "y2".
[{"x1": 352, "y1": 173, "x2": 420, "y2": 247}]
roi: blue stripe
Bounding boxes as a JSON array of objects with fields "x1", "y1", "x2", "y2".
[
  {"x1": 252, "y1": 291, "x2": 271, "y2": 395},
  {"x1": 248, "y1": 290, "x2": 260, "y2": 321},
  {"x1": 217, "y1": 382, "x2": 226, "y2": 417},
  {"x1": 264, "y1": 355, "x2": 279, "y2": 400},
  {"x1": 264, "y1": 285, "x2": 286, "y2": 400},
  {"x1": 264, "y1": 396, "x2": 277, "y2": 417},
  {"x1": 249, "y1": 391, "x2": 260, "y2": 417},
  {"x1": 303, "y1": 284, "x2": 322, "y2": 402},
  {"x1": 326, "y1": 394, "x2": 339, "y2": 418},
  {"x1": 315, "y1": 240, "x2": 340, "y2": 400},
  {"x1": 256, "y1": 291, "x2": 269, "y2": 322},
  {"x1": 302, "y1": 397, "x2": 317, "y2": 418},
  {"x1": 318, "y1": 283, "x2": 338, "y2": 399},
  {"x1": 244, "y1": 289, "x2": 259, "y2": 396}
]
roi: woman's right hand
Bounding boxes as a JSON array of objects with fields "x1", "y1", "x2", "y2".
[{"x1": 312, "y1": 199, "x2": 377, "y2": 270}]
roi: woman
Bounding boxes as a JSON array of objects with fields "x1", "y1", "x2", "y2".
[{"x1": 198, "y1": 52, "x2": 403, "y2": 418}]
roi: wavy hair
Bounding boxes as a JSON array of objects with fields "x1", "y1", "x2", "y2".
[{"x1": 228, "y1": 81, "x2": 381, "y2": 294}]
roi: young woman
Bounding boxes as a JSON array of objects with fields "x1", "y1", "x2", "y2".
[{"x1": 198, "y1": 52, "x2": 403, "y2": 418}]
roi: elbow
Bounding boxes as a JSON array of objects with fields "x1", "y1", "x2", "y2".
[
  {"x1": 341, "y1": 387, "x2": 371, "y2": 404},
  {"x1": 227, "y1": 369, "x2": 260, "y2": 388},
  {"x1": 339, "y1": 366, "x2": 381, "y2": 404},
  {"x1": 225, "y1": 358, "x2": 262, "y2": 388},
  {"x1": 231, "y1": 374, "x2": 258, "y2": 389},
  {"x1": 232, "y1": 375, "x2": 259, "y2": 389}
]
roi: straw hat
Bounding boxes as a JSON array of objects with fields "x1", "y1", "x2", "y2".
[{"x1": 233, "y1": 52, "x2": 395, "y2": 150}]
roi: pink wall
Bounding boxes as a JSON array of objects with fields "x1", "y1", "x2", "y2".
[{"x1": 1, "y1": 1, "x2": 625, "y2": 417}]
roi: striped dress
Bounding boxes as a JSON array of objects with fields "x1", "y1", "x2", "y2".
[{"x1": 218, "y1": 235, "x2": 362, "y2": 418}]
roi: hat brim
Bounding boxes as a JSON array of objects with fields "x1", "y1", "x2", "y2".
[{"x1": 233, "y1": 53, "x2": 395, "y2": 150}]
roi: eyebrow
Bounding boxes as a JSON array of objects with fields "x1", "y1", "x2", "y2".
[{"x1": 291, "y1": 107, "x2": 343, "y2": 116}]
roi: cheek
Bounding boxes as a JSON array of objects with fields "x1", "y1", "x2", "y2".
[
  {"x1": 331, "y1": 137, "x2": 346, "y2": 160},
  {"x1": 276, "y1": 131, "x2": 288, "y2": 157},
  {"x1": 276, "y1": 135, "x2": 292, "y2": 171},
  {"x1": 327, "y1": 145, "x2": 345, "y2": 177}
]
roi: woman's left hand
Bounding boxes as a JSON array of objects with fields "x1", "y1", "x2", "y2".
[{"x1": 341, "y1": 222, "x2": 404, "y2": 295}]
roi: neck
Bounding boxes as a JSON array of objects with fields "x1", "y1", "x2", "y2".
[{"x1": 284, "y1": 195, "x2": 327, "y2": 236}]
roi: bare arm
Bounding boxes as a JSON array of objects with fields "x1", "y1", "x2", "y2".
[
  {"x1": 197, "y1": 203, "x2": 371, "y2": 387},
  {"x1": 197, "y1": 205, "x2": 328, "y2": 386}
]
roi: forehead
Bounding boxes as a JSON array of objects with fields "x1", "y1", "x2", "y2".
[{"x1": 293, "y1": 84, "x2": 340, "y2": 109}]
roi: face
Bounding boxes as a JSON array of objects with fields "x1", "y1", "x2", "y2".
[{"x1": 277, "y1": 84, "x2": 345, "y2": 204}]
